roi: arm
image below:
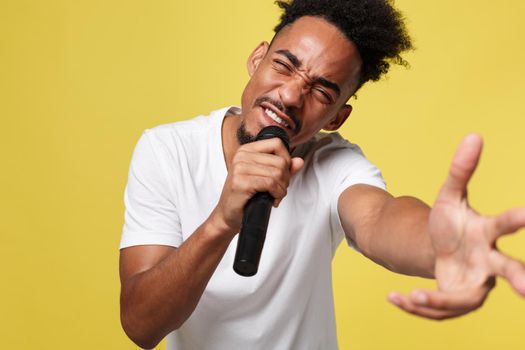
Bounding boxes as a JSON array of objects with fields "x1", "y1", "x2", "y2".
[
  {"x1": 119, "y1": 215, "x2": 233, "y2": 349},
  {"x1": 338, "y1": 134, "x2": 525, "y2": 320},
  {"x1": 119, "y1": 138, "x2": 303, "y2": 348},
  {"x1": 338, "y1": 185, "x2": 434, "y2": 278}
]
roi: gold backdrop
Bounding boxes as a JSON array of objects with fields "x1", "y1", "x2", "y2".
[{"x1": 1, "y1": 0, "x2": 524, "y2": 348}]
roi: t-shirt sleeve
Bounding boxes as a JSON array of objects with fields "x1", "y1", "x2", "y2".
[
  {"x1": 327, "y1": 142, "x2": 386, "y2": 251},
  {"x1": 120, "y1": 130, "x2": 183, "y2": 249}
]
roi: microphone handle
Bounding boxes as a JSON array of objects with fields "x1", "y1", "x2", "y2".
[
  {"x1": 233, "y1": 125, "x2": 290, "y2": 277},
  {"x1": 233, "y1": 192, "x2": 273, "y2": 276}
]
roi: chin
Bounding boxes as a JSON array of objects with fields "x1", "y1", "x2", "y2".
[{"x1": 236, "y1": 120, "x2": 257, "y2": 145}]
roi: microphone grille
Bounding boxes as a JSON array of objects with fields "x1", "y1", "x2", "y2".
[{"x1": 255, "y1": 126, "x2": 290, "y2": 154}]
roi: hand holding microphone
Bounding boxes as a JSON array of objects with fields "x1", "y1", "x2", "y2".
[{"x1": 233, "y1": 126, "x2": 295, "y2": 276}]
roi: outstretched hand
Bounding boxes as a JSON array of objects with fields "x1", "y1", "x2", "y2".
[{"x1": 388, "y1": 134, "x2": 525, "y2": 319}]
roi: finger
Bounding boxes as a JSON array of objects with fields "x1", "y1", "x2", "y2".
[
  {"x1": 488, "y1": 207, "x2": 525, "y2": 241},
  {"x1": 403, "y1": 285, "x2": 491, "y2": 311},
  {"x1": 231, "y1": 173, "x2": 287, "y2": 201},
  {"x1": 438, "y1": 134, "x2": 483, "y2": 201},
  {"x1": 235, "y1": 150, "x2": 290, "y2": 171},
  {"x1": 252, "y1": 175, "x2": 287, "y2": 201},
  {"x1": 242, "y1": 137, "x2": 291, "y2": 160},
  {"x1": 233, "y1": 158, "x2": 291, "y2": 199},
  {"x1": 388, "y1": 292, "x2": 466, "y2": 320},
  {"x1": 489, "y1": 251, "x2": 525, "y2": 296},
  {"x1": 290, "y1": 157, "x2": 304, "y2": 177},
  {"x1": 235, "y1": 161, "x2": 289, "y2": 187}
]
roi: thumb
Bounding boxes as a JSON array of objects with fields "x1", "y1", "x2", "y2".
[
  {"x1": 290, "y1": 157, "x2": 304, "y2": 177},
  {"x1": 439, "y1": 133, "x2": 483, "y2": 201}
]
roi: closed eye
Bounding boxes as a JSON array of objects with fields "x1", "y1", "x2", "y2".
[
  {"x1": 274, "y1": 60, "x2": 292, "y2": 73},
  {"x1": 313, "y1": 87, "x2": 334, "y2": 104}
]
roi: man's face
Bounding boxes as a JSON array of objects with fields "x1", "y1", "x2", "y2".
[{"x1": 239, "y1": 16, "x2": 362, "y2": 148}]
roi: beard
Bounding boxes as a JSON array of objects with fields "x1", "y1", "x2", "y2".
[
  {"x1": 236, "y1": 96, "x2": 300, "y2": 145},
  {"x1": 236, "y1": 120, "x2": 257, "y2": 145}
]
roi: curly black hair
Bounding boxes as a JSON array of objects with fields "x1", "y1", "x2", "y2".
[{"x1": 274, "y1": 0, "x2": 413, "y2": 93}]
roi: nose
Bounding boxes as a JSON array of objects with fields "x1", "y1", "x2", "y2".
[{"x1": 278, "y1": 76, "x2": 305, "y2": 109}]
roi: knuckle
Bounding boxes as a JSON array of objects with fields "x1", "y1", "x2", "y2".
[
  {"x1": 232, "y1": 180, "x2": 246, "y2": 193},
  {"x1": 233, "y1": 149, "x2": 246, "y2": 160},
  {"x1": 228, "y1": 173, "x2": 238, "y2": 185},
  {"x1": 276, "y1": 156, "x2": 288, "y2": 169},
  {"x1": 230, "y1": 171, "x2": 243, "y2": 183},
  {"x1": 271, "y1": 138, "x2": 282, "y2": 147},
  {"x1": 231, "y1": 163, "x2": 243, "y2": 175},
  {"x1": 273, "y1": 167, "x2": 284, "y2": 180},
  {"x1": 239, "y1": 143, "x2": 254, "y2": 152},
  {"x1": 232, "y1": 156, "x2": 246, "y2": 169},
  {"x1": 400, "y1": 301, "x2": 415, "y2": 313},
  {"x1": 267, "y1": 177, "x2": 278, "y2": 189},
  {"x1": 429, "y1": 298, "x2": 444, "y2": 309},
  {"x1": 284, "y1": 156, "x2": 292, "y2": 168}
]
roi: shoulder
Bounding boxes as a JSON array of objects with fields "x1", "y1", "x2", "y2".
[
  {"x1": 293, "y1": 131, "x2": 386, "y2": 195},
  {"x1": 138, "y1": 106, "x2": 230, "y2": 157},
  {"x1": 145, "y1": 107, "x2": 227, "y2": 143},
  {"x1": 294, "y1": 132, "x2": 372, "y2": 172}
]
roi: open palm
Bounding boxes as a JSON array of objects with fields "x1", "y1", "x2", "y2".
[{"x1": 389, "y1": 134, "x2": 525, "y2": 319}]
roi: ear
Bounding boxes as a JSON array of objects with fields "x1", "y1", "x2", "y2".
[
  {"x1": 247, "y1": 41, "x2": 270, "y2": 77},
  {"x1": 323, "y1": 104, "x2": 352, "y2": 131}
]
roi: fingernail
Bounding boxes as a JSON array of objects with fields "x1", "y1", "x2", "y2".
[
  {"x1": 388, "y1": 292, "x2": 400, "y2": 306},
  {"x1": 412, "y1": 291, "x2": 428, "y2": 305}
]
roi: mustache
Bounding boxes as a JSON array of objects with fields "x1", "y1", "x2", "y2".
[{"x1": 254, "y1": 96, "x2": 301, "y2": 134}]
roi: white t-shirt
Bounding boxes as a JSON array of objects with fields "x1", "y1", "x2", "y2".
[{"x1": 120, "y1": 106, "x2": 386, "y2": 350}]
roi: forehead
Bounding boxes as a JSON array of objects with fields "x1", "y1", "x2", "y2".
[{"x1": 269, "y1": 16, "x2": 362, "y2": 94}]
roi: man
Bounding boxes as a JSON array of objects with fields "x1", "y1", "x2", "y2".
[{"x1": 119, "y1": 0, "x2": 525, "y2": 349}]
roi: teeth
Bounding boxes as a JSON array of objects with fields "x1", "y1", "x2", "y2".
[{"x1": 264, "y1": 108, "x2": 289, "y2": 128}]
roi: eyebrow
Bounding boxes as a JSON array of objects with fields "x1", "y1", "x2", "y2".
[{"x1": 274, "y1": 49, "x2": 341, "y2": 97}]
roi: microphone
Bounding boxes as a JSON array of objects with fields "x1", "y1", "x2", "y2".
[{"x1": 233, "y1": 126, "x2": 290, "y2": 277}]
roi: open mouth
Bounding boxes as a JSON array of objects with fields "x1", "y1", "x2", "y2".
[
  {"x1": 259, "y1": 101, "x2": 297, "y2": 133},
  {"x1": 263, "y1": 108, "x2": 290, "y2": 129}
]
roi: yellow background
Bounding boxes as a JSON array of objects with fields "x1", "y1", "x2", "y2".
[{"x1": 2, "y1": 0, "x2": 524, "y2": 348}]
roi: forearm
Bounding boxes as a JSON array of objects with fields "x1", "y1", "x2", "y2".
[
  {"x1": 120, "y1": 216, "x2": 234, "y2": 348},
  {"x1": 361, "y1": 195, "x2": 435, "y2": 278},
  {"x1": 339, "y1": 185, "x2": 436, "y2": 278}
]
